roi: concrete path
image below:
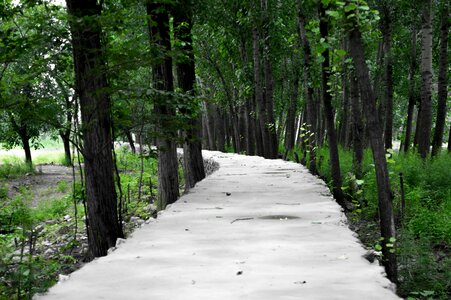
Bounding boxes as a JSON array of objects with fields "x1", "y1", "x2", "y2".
[{"x1": 36, "y1": 151, "x2": 399, "y2": 300}]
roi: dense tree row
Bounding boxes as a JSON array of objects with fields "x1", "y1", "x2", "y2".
[
  {"x1": 194, "y1": 0, "x2": 449, "y2": 284},
  {"x1": 0, "y1": 0, "x2": 449, "y2": 288}
]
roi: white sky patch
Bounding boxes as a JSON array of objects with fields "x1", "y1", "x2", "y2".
[{"x1": 12, "y1": 0, "x2": 65, "y2": 7}]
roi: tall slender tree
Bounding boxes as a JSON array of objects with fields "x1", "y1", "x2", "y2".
[
  {"x1": 319, "y1": 3, "x2": 345, "y2": 208},
  {"x1": 298, "y1": 2, "x2": 317, "y2": 175},
  {"x1": 417, "y1": 0, "x2": 433, "y2": 159},
  {"x1": 147, "y1": 2, "x2": 180, "y2": 209},
  {"x1": 403, "y1": 24, "x2": 418, "y2": 153},
  {"x1": 346, "y1": 2, "x2": 397, "y2": 283},
  {"x1": 173, "y1": 0, "x2": 206, "y2": 190},
  {"x1": 66, "y1": 0, "x2": 124, "y2": 257},
  {"x1": 349, "y1": 69, "x2": 363, "y2": 178},
  {"x1": 379, "y1": 1, "x2": 394, "y2": 150},
  {"x1": 431, "y1": 0, "x2": 449, "y2": 156}
]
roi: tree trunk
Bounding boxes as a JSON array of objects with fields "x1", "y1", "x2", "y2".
[
  {"x1": 123, "y1": 128, "x2": 136, "y2": 154},
  {"x1": 173, "y1": 1, "x2": 206, "y2": 190},
  {"x1": 263, "y1": 57, "x2": 278, "y2": 158},
  {"x1": 350, "y1": 69, "x2": 364, "y2": 178},
  {"x1": 20, "y1": 132, "x2": 32, "y2": 166},
  {"x1": 216, "y1": 107, "x2": 226, "y2": 152},
  {"x1": 60, "y1": 94, "x2": 73, "y2": 164},
  {"x1": 284, "y1": 64, "x2": 299, "y2": 152},
  {"x1": 417, "y1": 0, "x2": 433, "y2": 159},
  {"x1": 403, "y1": 25, "x2": 418, "y2": 153},
  {"x1": 60, "y1": 131, "x2": 72, "y2": 165},
  {"x1": 340, "y1": 75, "x2": 350, "y2": 148},
  {"x1": 238, "y1": 37, "x2": 256, "y2": 156},
  {"x1": 66, "y1": 0, "x2": 123, "y2": 257},
  {"x1": 204, "y1": 101, "x2": 216, "y2": 150},
  {"x1": 431, "y1": 0, "x2": 449, "y2": 156},
  {"x1": 253, "y1": 99, "x2": 265, "y2": 157},
  {"x1": 261, "y1": 0, "x2": 278, "y2": 158},
  {"x1": 147, "y1": 2, "x2": 179, "y2": 209},
  {"x1": 413, "y1": 104, "x2": 421, "y2": 148},
  {"x1": 448, "y1": 124, "x2": 451, "y2": 152},
  {"x1": 201, "y1": 112, "x2": 209, "y2": 149},
  {"x1": 245, "y1": 99, "x2": 256, "y2": 156},
  {"x1": 380, "y1": 3, "x2": 394, "y2": 150},
  {"x1": 319, "y1": 5, "x2": 345, "y2": 207},
  {"x1": 298, "y1": 5, "x2": 317, "y2": 175},
  {"x1": 252, "y1": 28, "x2": 270, "y2": 158},
  {"x1": 347, "y1": 15, "x2": 397, "y2": 284}
]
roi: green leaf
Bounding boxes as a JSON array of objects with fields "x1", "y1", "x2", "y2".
[
  {"x1": 336, "y1": 49, "x2": 347, "y2": 57},
  {"x1": 374, "y1": 244, "x2": 382, "y2": 251},
  {"x1": 355, "y1": 179, "x2": 364, "y2": 185},
  {"x1": 326, "y1": 10, "x2": 340, "y2": 19},
  {"x1": 344, "y1": 3, "x2": 357, "y2": 12}
]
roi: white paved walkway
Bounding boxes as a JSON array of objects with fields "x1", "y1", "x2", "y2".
[{"x1": 36, "y1": 151, "x2": 399, "y2": 300}]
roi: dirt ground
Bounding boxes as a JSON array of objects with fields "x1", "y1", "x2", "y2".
[
  {"x1": 0, "y1": 149, "x2": 75, "y2": 206},
  {"x1": 6, "y1": 164, "x2": 74, "y2": 206}
]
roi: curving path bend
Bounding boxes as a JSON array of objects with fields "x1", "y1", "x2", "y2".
[{"x1": 36, "y1": 151, "x2": 399, "y2": 300}]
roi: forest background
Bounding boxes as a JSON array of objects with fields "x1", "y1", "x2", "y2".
[{"x1": 0, "y1": 0, "x2": 449, "y2": 299}]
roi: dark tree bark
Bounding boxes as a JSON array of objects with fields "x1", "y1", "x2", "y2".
[
  {"x1": 350, "y1": 70, "x2": 364, "y2": 178},
  {"x1": 238, "y1": 36, "x2": 256, "y2": 156},
  {"x1": 261, "y1": 0, "x2": 278, "y2": 158},
  {"x1": 252, "y1": 27, "x2": 269, "y2": 158},
  {"x1": 403, "y1": 25, "x2": 418, "y2": 153},
  {"x1": 8, "y1": 112, "x2": 33, "y2": 165},
  {"x1": 216, "y1": 107, "x2": 226, "y2": 152},
  {"x1": 59, "y1": 93, "x2": 73, "y2": 164},
  {"x1": 60, "y1": 131, "x2": 72, "y2": 164},
  {"x1": 340, "y1": 74, "x2": 350, "y2": 148},
  {"x1": 263, "y1": 56, "x2": 278, "y2": 158},
  {"x1": 448, "y1": 124, "x2": 451, "y2": 152},
  {"x1": 253, "y1": 94, "x2": 265, "y2": 157},
  {"x1": 172, "y1": 1, "x2": 206, "y2": 190},
  {"x1": 201, "y1": 111, "x2": 209, "y2": 149},
  {"x1": 319, "y1": 5, "x2": 345, "y2": 207},
  {"x1": 66, "y1": 0, "x2": 124, "y2": 257},
  {"x1": 431, "y1": 0, "x2": 449, "y2": 156},
  {"x1": 147, "y1": 2, "x2": 179, "y2": 209},
  {"x1": 298, "y1": 6, "x2": 317, "y2": 175},
  {"x1": 123, "y1": 128, "x2": 136, "y2": 154},
  {"x1": 417, "y1": 0, "x2": 433, "y2": 159},
  {"x1": 380, "y1": 2, "x2": 394, "y2": 150},
  {"x1": 20, "y1": 131, "x2": 32, "y2": 165},
  {"x1": 204, "y1": 101, "x2": 216, "y2": 150},
  {"x1": 413, "y1": 104, "x2": 421, "y2": 148},
  {"x1": 245, "y1": 98, "x2": 256, "y2": 156},
  {"x1": 347, "y1": 13, "x2": 397, "y2": 283},
  {"x1": 284, "y1": 62, "x2": 299, "y2": 152}
]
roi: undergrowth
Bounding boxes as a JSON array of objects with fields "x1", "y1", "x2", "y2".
[
  {"x1": 0, "y1": 147, "x2": 164, "y2": 299},
  {"x1": 289, "y1": 147, "x2": 450, "y2": 299}
]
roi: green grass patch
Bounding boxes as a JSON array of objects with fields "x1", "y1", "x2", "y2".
[
  {"x1": 289, "y1": 145, "x2": 450, "y2": 299},
  {"x1": 0, "y1": 161, "x2": 34, "y2": 179}
]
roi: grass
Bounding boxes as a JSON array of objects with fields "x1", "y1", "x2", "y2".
[
  {"x1": 0, "y1": 145, "x2": 167, "y2": 299},
  {"x1": 290, "y1": 146, "x2": 451, "y2": 299},
  {"x1": 0, "y1": 161, "x2": 34, "y2": 179}
]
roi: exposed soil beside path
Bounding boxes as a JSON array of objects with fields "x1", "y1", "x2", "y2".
[{"x1": 6, "y1": 164, "x2": 75, "y2": 207}]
